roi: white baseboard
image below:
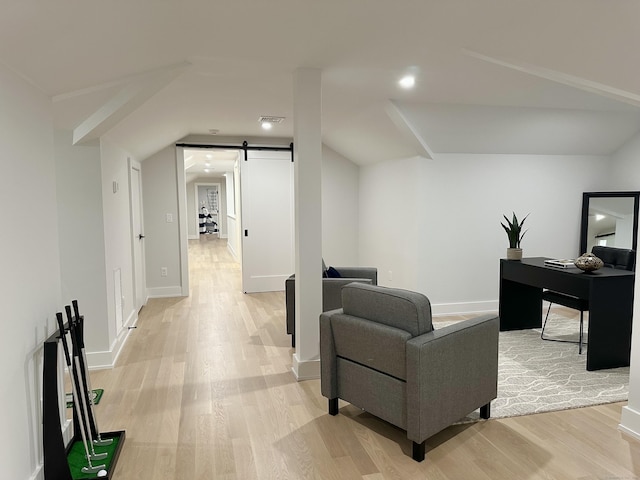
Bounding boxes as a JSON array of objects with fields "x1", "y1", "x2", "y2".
[
  {"x1": 188, "y1": 234, "x2": 199, "y2": 240},
  {"x1": 227, "y1": 243, "x2": 239, "y2": 261},
  {"x1": 85, "y1": 309, "x2": 138, "y2": 369},
  {"x1": 28, "y1": 464, "x2": 44, "y2": 480},
  {"x1": 291, "y1": 355, "x2": 320, "y2": 381},
  {"x1": 620, "y1": 405, "x2": 640, "y2": 440},
  {"x1": 147, "y1": 286, "x2": 184, "y2": 298},
  {"x1": 431, "y1": 300, "x2": 498, "y2": 316},
  {"x1": 28, "y1": 419, "x2": 72, "y2": 480}
]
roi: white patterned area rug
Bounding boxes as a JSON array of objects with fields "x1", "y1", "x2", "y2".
[{"x1": 440, "y1": 313, "x2": 629, "y2": 420}]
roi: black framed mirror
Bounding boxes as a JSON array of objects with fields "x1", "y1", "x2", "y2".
[{"x1": 580, "y1": 191, "x2": 640, "y2": 254}]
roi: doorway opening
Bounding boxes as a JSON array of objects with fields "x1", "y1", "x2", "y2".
[{"x1": 176, "y1": 142, "x2": 294, "y2": 294}]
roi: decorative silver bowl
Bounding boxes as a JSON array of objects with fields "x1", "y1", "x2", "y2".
[{"x1": 574, "y1": 253, "x2": 604, "y2": 272}]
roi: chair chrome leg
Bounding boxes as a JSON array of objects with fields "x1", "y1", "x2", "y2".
[{"x1": 541, "y1": 302, "x2": 553, "y2": 340}]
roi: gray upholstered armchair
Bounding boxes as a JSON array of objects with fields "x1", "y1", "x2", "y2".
[
  {"x1": 320, "y1": 283, "x2": 499, "y2": 461},
  {"x1": 285, "y1": 264, "x2": 377, "y2": 347}
]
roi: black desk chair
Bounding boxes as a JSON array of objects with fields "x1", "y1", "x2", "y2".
[{"x1": 541, "y1": 246, "x2": 636, "y2": 354}]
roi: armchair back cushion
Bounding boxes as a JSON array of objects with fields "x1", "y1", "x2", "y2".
[{"x1": 342, "y1": 283, "x2": 433, "y2": 337}]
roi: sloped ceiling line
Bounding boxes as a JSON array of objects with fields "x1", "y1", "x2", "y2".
[
  {"x1": 72, "y1": 62, "x2": 190, "y2": 145},
  {"x1": 385, "y1": 100, "x2": 435, "y2": 160},
  {"x1": 464, "y1": 49, "x2": 640, "y2": 108}
]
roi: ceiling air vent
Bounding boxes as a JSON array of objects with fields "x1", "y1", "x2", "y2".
[{"x1": 258, "y1": 116, "x2": 285, "y2": 124}]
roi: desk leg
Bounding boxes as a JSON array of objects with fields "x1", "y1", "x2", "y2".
[
  {"x1": 499, "y1": 278, "x2": 542, "y2": 331},
  {"x1": 586, "y1": 277, "x2": 633, "y2": 371}
]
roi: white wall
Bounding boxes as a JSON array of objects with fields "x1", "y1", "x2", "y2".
[
  {"x1": 54, "y1": 130, "x2": 109, "y2": 355},
  {"x1": 359, "y1": 153, "x2": 611, "y2": 314},
  {"x1": 0, "y1": 63, "x2": 61, "y2": 480},
  {"x1": 322, "y1": 146, "x2": 359, "y2": 265},
  {"x1": 227, "y1": 161, "x2": 241, "y2": 260},
  {"x1": 99, "y1": 136, "x2": 138, "y2": 360},
  {"x1": 610, "y1": 131, "x2": 640, "y2": 438},
  {"x1": 141, "y1": 146, "x2": 183, "y2": 296}
]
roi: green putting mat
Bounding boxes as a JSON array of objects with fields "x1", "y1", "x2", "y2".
[
  {"x1": 66, "y1": 389, "x2": 104, "y2": 408},
  {"x1": 67, "y1": 434, "x2": 120, "y2": 479}
]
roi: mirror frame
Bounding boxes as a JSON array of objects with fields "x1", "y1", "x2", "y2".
[{"x1": 580, "y1": 191, "x2": 640, "y2": 254}]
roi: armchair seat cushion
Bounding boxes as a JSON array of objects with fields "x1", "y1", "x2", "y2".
[{"x1": 332, "y1": 314, "x2": 412, "y2": 380}]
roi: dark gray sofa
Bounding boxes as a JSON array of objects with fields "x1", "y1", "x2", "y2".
[
  {"x1": 320, "y1": 283, "x2": 499, "y2": 461},
  {"x1": 285, "y1": 265, "x2": 377, "y2": 347}
]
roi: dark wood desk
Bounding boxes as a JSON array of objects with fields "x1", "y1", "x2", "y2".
[{"x1": 499, "y1": 257, "x2": 634, "y2": 371}]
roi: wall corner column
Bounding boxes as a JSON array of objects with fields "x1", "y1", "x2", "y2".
[{"x1": 292, "y1": 68, "x2": 323, "y2": 381}]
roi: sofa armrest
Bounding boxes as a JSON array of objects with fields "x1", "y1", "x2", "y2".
[
  {"x1": 323, "y1": 278, "x2": 373, "y2": 311},
  {"x1": 320, "y1": 309, "x2": 341, "y2": 400},
  {"x1": 405, "y1": 314, "x2": 499, "y2": 443},
  {"x1": 333, "y1": 267, "x2": 378, "y2": 285},
  {"x1": 285, "y1": 275, "x2": 295, "y2": 335}
]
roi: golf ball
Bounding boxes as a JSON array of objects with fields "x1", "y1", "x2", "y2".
[{"x1": 97, "y1": 469, "x2": 107, "y2": 477}]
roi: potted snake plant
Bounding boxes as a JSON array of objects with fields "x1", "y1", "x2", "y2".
[{"x1": 501, "y1": 212, "x2": 528, "y2": 260}]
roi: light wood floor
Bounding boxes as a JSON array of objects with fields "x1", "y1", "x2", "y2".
[{"x1": 91, "y1": 237, "x2": 640, "y2": 479}]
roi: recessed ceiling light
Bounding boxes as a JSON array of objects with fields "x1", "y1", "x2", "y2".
[
  {"x1": 399, "y1": 75, "x2": 416, "y2": 89},
  {"x1": 205, "y1": 162, "x2": 211, "y2": 167},
  {"x1": 595, "y1": 214, "x2": 605, "y2": 221},
  {"x1": 204, "y1": 168, "x2": 210, "y2": 173},
  {"x1": 261, "y1": 122, "x2": 273, "y2": 130}
]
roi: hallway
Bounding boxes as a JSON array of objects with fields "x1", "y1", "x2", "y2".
[{"x1": 89, "y1": 237, "x2": 639, "y2": 479}]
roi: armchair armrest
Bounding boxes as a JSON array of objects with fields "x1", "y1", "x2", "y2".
[
  {"x1": 333, "y1": 267, "x2": 378, "y2": 285},
  {"x1": 405, "y1": 314, "x2": 499, "y2": 443},
  {"x1": 285, "y1": 275, "x2": 296, "y2": 335},
  {"x1": 320, "y1": 309, "x2": 340, "y2": 400}
]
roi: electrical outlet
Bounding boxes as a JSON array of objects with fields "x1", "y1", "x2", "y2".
[
  {"x1": 166, "y1": 213, "x2": 173, "y2": 223},
  {"x1": 161, "y1": 267, "x2": 168, "y2": 277}
]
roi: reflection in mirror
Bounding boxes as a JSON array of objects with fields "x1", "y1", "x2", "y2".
[{"x1": 580, "y1": 192, "x2": 640, "y2": 254}]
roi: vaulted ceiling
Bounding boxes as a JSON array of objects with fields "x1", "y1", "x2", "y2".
[{"x1": 3, "y1": 1, "x2": 640, "y2": 166}]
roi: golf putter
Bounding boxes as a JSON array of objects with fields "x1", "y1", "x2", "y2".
[
  {"x1": 72, "y1": 300, "x2": 113, "y2": 447},
  {"x1": 56, "y1": 313, "x2": 106, "y2": 474},
  {"x1": 66, "y1": 306, "x2": 108, "y2": 462}
]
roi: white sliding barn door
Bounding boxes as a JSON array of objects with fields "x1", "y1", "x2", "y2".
[{"x1": 240, "y1": 150, "x2": 294, "y2": 293}]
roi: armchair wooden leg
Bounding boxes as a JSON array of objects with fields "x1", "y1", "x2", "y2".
[
  {"x1": 412, "y1": 441, "x2": 425, "y2": 462},
  {"x1": 328, "y1": 398, "x2": 338, "y2": 416},
  {"x1": 480, "y1": 402, "x2": 491, "y2": 419}
]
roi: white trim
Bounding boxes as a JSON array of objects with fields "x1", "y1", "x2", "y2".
[
  {"x1": 85, "y1": 309, "x2": 138, "y2": 369},
  {"x1": 227, "y1": 243, "x2": 239, "y2": 261},
  {"x1": 28, "y1": 464, "x2": 44, "y2": 480},
  {"x1": 188, "y1": 234, "x2": 199, "y2": 240},
  {"x1": 431, "y1": 300, "x2": 498, "y2": 316},
  {"x1": 176, "y1": 146, "x2": 190, "y2": 296},
  {"x1": 291, "y1": 355, "x2": 320, "y2": 381},
  {"x1": 128, "y1": 158, "x2": 146, "y2": 313},
  {"x1": 147, "y1": 286, "x2": 184, "y2": 298},
  {"x1": 620, "y1": 405, "x2": 640, "y2": 440}
]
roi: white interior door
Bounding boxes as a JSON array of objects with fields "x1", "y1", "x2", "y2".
[
  {"x1": 130, "y1": 161, "x2": 146, "y2": 311},
  {"x1": 240, "y1": 150, "x2": 294, "y2": 293}
]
